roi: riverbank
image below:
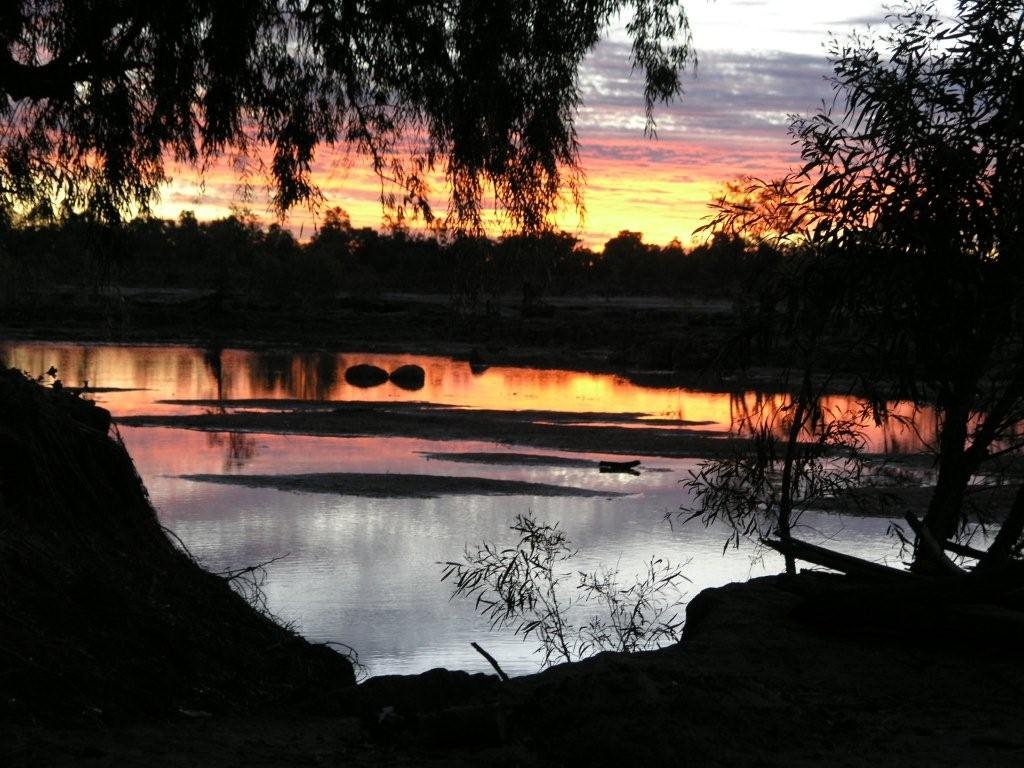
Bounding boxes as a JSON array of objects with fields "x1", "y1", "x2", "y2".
[
  {"x1": 9, "y1": 574, "x2": 1024, "y2": 767},
  {"x1": 0, "y1": 369, "x2": 355, "y2": 723}
]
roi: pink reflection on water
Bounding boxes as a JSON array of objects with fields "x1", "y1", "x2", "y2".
[{"x1": 122, "y1": 427, "x2": 675, "y2": 510}]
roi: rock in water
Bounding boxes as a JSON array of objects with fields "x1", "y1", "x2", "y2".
[
  {"x1": 344, "y1": 363, "x2": 389, "y2": 388},
  {"x1": 389, "y1": 364, "x2": 426, "y2": 391},
  {"x1": 468, "y1": 348, "x2": 488, "y2": 375}
]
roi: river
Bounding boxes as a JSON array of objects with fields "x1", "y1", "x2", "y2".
[{"x1": 1, "y1": 340, "x2": 914, "y2": 677}]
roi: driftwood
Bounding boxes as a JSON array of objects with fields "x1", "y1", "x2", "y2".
[
  {"x1": 762, "y1": 536, "x2": 916, "y2": 581},
  {"x1": 764, "y1": 523, "x2": 1024, "y2": 594},
  {"x1": 598, "y1": 459, "x2": 641, "y2": 474}
]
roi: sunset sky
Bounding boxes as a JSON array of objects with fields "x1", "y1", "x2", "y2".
[{"x1": 152, "y1": 1, "x2": 955, "y2": 250}]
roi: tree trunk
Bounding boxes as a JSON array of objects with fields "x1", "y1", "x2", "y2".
[
  {"x1": 917, "y1": 392, "x2": 972, "y2": 572},
  {"x1": 777, "y1": 375, "x2": 811, "y2": 576}
]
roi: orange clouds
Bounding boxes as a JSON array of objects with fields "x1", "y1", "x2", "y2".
[{"x1": 151, "y1": 128, "x2": 797, "y2": 250}]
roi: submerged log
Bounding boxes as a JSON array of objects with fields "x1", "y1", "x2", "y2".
[
  {"x1": 468, "y1": 348, "x2": 489, "y2": 375},
  {"x1": 598, "y1": 459, "x2": 641, "y2": 474},
  {"x1": 471, "y1": 642, "x2": 509, "y2": 682},
  {"x1": 389, "y1": 364, "x2": 426, "y2": 391}
]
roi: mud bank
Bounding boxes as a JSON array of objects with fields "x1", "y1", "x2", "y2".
[
  {"x1": 421, "y1": 451, "x2": 601, "y2": 467},
  {"x1": 119, "y1": 401, "x2": 744, "y2": 459},
  {"x1": 182, "y1": 471, "x2": 627, "y2": 499}
]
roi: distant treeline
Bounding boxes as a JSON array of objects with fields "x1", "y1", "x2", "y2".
[{"x1": 1, "y1": 208, "x2": 779, "y2": 303}]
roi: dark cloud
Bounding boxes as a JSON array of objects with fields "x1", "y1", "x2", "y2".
[{"x1": 579, "y1": 42, "x2": 830, "y2": 143}]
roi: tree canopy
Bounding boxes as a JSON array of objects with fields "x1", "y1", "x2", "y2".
[{"x1": 0, "y1": 1, "x2": 693, "y2": 228}]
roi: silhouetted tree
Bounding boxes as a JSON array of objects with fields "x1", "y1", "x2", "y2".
[
  {"x1": 3, "y1": 211, "x2": 760, "y2": 300},
  {"x1": 684, "y1": 232, "x2": 749, "y2": 296},
  {"x1": 0, "y1": 1, "x2": 694, "y2": 229},
  {"x1": 693, "y1": 1, "x2": 1024, "y2": 576},
  {"x1": 599, "y1": 230, "x2": 653, "y2": 294},
  {"x1": 497, "y1": 230, "x2": 583, "y2": 309}
]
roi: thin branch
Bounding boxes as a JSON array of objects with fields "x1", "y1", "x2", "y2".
[{"x1": 470, "y1": 642, "x2": 509, "y2": 682}]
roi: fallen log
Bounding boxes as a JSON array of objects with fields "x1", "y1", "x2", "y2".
[{"x1": 761, "y1": 536, "x2": 916, "y2": 581}]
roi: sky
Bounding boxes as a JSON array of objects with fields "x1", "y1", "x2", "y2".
[{"x1": 151, "y1": 1, "x2": 955, "y2": 250}]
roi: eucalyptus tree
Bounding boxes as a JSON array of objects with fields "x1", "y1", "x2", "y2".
[
  {"x1": 0, "y1": 1, "x2": 693, "y2": 228},
  {"x1": 690, "y1": 0, "x2": 1024, "y2": 576}
]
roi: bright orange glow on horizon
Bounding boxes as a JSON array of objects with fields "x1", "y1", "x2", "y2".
[{"x1": 152, "y1": 130, "x2": 791, "y2": 251}]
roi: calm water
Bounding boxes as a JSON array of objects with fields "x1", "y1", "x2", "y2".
[{"x1": 2, "y1": 341, "x2": 913, "y2": 676}]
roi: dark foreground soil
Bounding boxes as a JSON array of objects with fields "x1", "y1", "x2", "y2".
[
  {"x1": 0, "y1": 368, "x2": 355, "y2": 725},
  {"x1": 8, "y1": 573, "x2": 1024, "y2": 767}
]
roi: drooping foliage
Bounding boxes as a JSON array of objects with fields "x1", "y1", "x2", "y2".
[{"x1": 0, "y1": 1, "x2": 693, "y2": 228}]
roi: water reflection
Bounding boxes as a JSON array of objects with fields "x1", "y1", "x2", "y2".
[
  {"x1": 0, "y1": 341, "x2": 934, "y2": 453},
  {"x1": 725, "y1": 390, "x2": 938, "y2": 455},
  {"x1": 126, "y1": 426, "x2": 902, "y2": 676},
  {"x1": 206, "y1": 431, "x2": 260, "y2": 471}
]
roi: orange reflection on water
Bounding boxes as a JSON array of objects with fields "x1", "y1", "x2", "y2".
[
  {"x1": 0, "y1": 341, "x2": 936, "y2": 453},
  {"x1": 724, "y1": 392, "x2": 937, "y2": 456},
  {"x1": 0, "y1": 342, "x2": 723, "y2": 419}
]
